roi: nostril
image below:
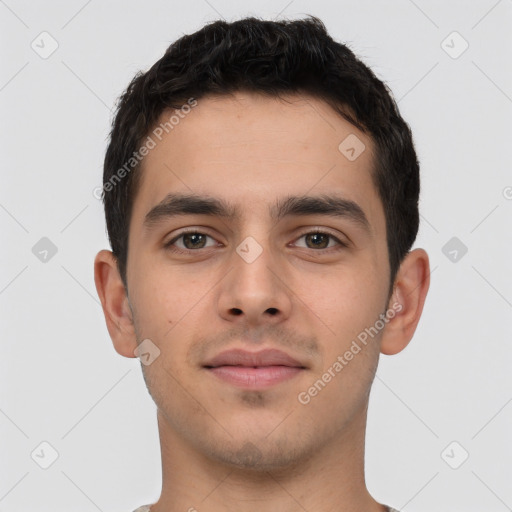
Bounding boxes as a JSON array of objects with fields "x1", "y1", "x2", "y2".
[
  {"x1": 230, "y1": 308, "x2": 243, "y2": 315},
  {"x1": 266, "y1": 307, "x2": 278, "y2": 315}
]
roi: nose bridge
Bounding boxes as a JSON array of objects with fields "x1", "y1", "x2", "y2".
[
  {"x1": 217, "y1": 232, "x2": 292, "y2": 323},
  {"x1": 233, "y1": 233, "x2": 279, "y2": 296}
]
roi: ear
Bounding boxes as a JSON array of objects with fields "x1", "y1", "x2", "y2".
[
  {"x1": 94, "y1": 249, "x2": 138, "y2": 358},
  {"x1": 380, "y1": 248, "x2": 430, "y2": 355}
]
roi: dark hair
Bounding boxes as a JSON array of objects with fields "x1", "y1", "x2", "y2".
[{"x1": 102, "y1": 15, "x2": 420, "y2": 293}]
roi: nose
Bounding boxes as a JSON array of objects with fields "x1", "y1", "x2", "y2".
[{"x1": 216, "y1": 239, "x2": 292, "y2": 328}]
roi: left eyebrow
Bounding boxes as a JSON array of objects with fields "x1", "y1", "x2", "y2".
[
  {"x1": 143, "y1": 192, "x2": 371, "y2": 234},
  {"x1": 270, "y1": 194, "x2": 371, "y2": 234}
]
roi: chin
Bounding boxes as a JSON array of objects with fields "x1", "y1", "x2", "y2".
[{"x1": 200, "y1": 430, "x2": 317, "y2": 474}]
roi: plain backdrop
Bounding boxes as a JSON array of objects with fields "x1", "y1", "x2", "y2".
[{"x1": 1, "y1": 1, "x2": 511, "y2": 511}]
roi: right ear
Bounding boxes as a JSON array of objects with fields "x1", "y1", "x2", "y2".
[{"x1": 94, "y1": 250, "x2": 138, "y2": 358}]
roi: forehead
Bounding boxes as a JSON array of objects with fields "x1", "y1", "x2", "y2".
[{"x1": 130, "y1": 91, "x2": 384, "y2": 233}]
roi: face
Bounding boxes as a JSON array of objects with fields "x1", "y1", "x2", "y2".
[{"x1": 125, "y1": 92, "x2": 393, "y2": 469}]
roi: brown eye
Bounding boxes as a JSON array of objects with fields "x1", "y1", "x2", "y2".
[
  {"x1": 294, "y1": 231, "x2": 345, "y2": 250},
  {"x1": 166, "y1": 231, "x2": 218, "y2": 252},
  {"x1": 181, "y1": 233, "x2": 208, "y2": 249},
  {"x1": 304, "y1": 232, "x2": 330, "y2": 249}
]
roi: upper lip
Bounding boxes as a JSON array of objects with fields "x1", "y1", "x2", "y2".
[{"x1": 203, "y1": 348, "x2": 306, "y2": 368}]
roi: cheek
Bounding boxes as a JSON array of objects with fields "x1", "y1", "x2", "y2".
[
  {"x1": 129, "y1": 263, "x2": 211, "y2": 386},
  {"x1": 130, "y1": 257, "x2": 207, "y2": 336},
  {"x1": 291, "y1": 262, "x2": 386, "y2": 343}
]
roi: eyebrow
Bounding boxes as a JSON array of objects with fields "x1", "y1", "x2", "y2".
[
  {"x1": 271, "y1": 194, "x2": 370, "y2": 232},
  {"x1": 144, "y1": 194, "x2": 240, "y2": 228},
  {"x1": 143, "y1": 193, "x2": 371, "y2": 233}
]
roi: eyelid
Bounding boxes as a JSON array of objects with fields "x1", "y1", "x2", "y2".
[
  {"x1": 291, "y1": 227, "x2": 349, "y2": 248},
  {"x1": 164, "y1": 228, "x2": 221, "y2": 248},
  {"x1": 164, "y1": 227, "x2": 349, "y2": 253}
]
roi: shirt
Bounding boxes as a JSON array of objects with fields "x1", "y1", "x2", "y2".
[{"x1": 133, "y1": 504, "x2": 401, "y2": 511}]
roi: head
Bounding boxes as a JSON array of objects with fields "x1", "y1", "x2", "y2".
[
  {"x1": 102, "y1": 15, "x2": 420, "y2": 293},
  {"x1": 95, "y1": 16, "x2": 429, "y2": 471}
]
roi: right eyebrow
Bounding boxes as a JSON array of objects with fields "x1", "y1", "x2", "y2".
[{"x1": 143, "y1": 193, "x2": 240, "y2": 230}]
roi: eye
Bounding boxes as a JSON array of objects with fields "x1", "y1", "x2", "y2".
[
  {"x1": 165, "y1": 231, "x2": 218, "y2": 252},
  {"x1": 293, "y1": 230, "x2": 347, "y2": 250}
]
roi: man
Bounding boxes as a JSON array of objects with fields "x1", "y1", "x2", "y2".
[{"x1": 94, "y1": 15, "x2": 429, "y2": 512}]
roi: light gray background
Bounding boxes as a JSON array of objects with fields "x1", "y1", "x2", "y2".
[{"x1": 1, "y1": 1, "x2": 511, "y2": 511}]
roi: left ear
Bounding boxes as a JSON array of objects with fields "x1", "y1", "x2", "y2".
[{"x1": 380, "y1": 248, "x2": 430, "y2": 355}]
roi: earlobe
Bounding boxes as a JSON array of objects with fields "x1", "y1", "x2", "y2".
[
  {"x1": 380, "y1": 248, "x2": 430, "y2": 356},
  {"x1": 94, "y1": 250, "x2": 138, "y2": 358}
]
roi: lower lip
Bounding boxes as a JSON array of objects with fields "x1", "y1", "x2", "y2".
[{"x1": 206, "y1": 365, "x2": 304, "y2": 388}]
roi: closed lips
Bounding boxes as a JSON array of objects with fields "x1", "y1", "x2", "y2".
[{"x1": 203, "y1": 348, "x2": 306, "y2": 368}]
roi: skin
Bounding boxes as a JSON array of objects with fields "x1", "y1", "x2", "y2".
[{"x1": 94, "y1": 91, "x2": 430, "y2": 512}]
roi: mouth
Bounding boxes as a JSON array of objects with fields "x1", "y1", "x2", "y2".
[
  {"x1": 205, "y1": 365, "x2": 305, "y2": 388},
  {"x1": 203, "y1": 348, "x2": 307, "y2": 389}
]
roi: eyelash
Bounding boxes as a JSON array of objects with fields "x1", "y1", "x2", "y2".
[{"x1": 164, "y1": 228, "x2": 348, "y2": 255}]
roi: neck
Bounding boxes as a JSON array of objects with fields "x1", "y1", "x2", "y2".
[{"x1": 150, "y1": 400, "x2": 387, "y2": 512}]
